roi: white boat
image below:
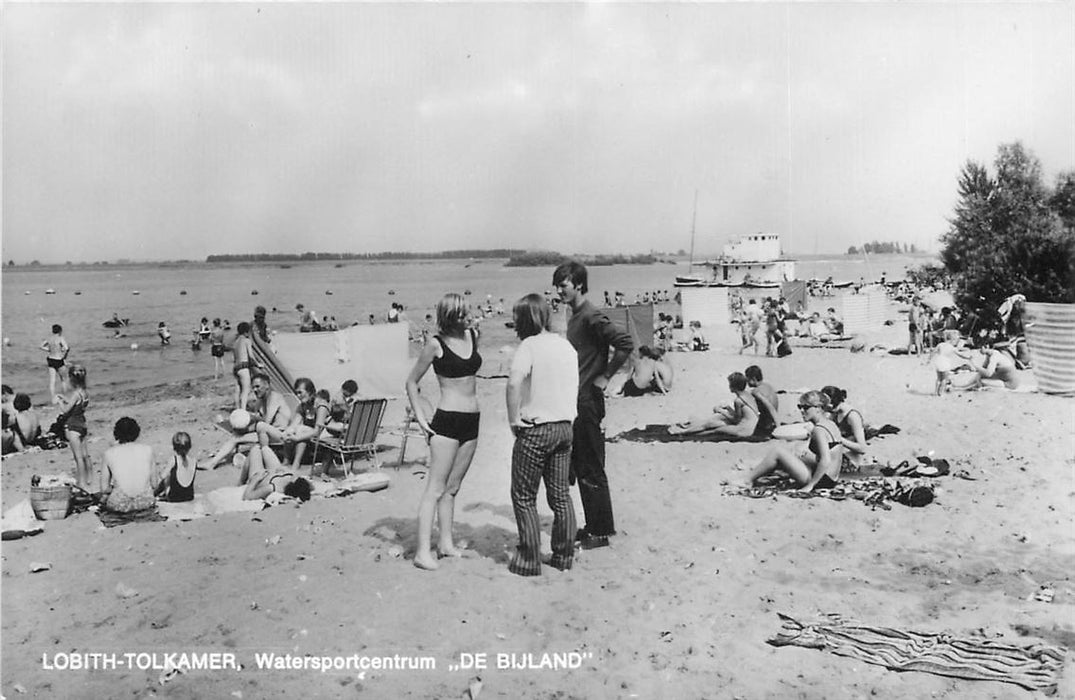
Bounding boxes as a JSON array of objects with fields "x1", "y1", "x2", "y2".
[{"x1": 45, "y1": 288, "x2": 56, "y2": 295}]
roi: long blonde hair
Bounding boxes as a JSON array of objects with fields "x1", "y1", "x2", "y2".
[{"x1": 436, "y1": 293, "x2": 469, "y2": 336}]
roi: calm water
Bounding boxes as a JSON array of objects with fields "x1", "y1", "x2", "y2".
[{"x1": 1, "y1": 254, "x2": 930, "y2": 404}]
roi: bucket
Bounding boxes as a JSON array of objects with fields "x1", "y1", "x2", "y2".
[
  {"x1": 30, "y1": 485, "x2": 72, "y2": 520},
  {"x1": 1024, "y1": 302, "x2": 1075, "y2": 395}
]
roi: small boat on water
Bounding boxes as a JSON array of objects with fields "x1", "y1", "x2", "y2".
[
  {"x1": 103, "y1": 317, "x2": 131, "y2": 328},
  {"x1": 280, "y1": 264, "x2": 292, "y2": 269},
  {"x1": 334, "y1": 263, "x2": 345, "y2": 268},
  {"x1": 74, "y1": 291, "x2": 82, "y2": 296},
  {"x1": 251, "y1": 290, "x2": 259, "y2": 295},
  {"x1": 388, "y1": 290, "x2": 396, "y2": 295},
  {"x1": 45, "y1": 288, "x2": 56, "y2": 295},
  {"x1": 132, "y1": 290, "x2": 140, "y2": 295},
  {"x1": 325, "y1": 290, "x2": 333, "y2": 295},
  {"x1": 179, "y1": 290, "x2": 187, "y2": 296}
]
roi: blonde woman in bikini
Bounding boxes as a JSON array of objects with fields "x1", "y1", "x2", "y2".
[
  {"x1": 406, "y1": 293, "x2": 481, "y2": 571},
  {"x1": 742, "y1": 390, "x2": 846, "y2": 492}
]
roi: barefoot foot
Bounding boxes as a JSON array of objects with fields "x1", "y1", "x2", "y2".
[{"x1": 413, "y1": 552, "x2": 440, "y2": 571}]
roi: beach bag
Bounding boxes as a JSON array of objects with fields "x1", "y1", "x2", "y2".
[{"x1": 777, "y1": 339, "x2": 793, "y2": 358}]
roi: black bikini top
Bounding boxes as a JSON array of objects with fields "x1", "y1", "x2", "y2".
[{"x1": 432, "y1": 330, "x2": 482, "y2": 379}]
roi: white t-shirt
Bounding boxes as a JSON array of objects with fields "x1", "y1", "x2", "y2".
[{"x1": 510, "y1": 332, "x2": 578, "y2": 424}]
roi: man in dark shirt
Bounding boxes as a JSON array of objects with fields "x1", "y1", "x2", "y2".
[{"x1": 553, "y1": 262, "x2": 634, "y2": 549}]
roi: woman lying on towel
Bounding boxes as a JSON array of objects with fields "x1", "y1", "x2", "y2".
[
  {"x1": 241, "y1": 443, "x2": 312, "y2": 502},
  {"x1": 741, "y1": 391, "x2": 846, "y2": 492},
  {"x1": 100, "y1": 417, "x2": 160, "y2": 513},
  {"x1": 256, "y1": 376, "x2": 330, "y2": 469},
  {"x1": 669, "y1": 372, "x2": 759, "y2": 438},
  {"x1": 820, "y1": 385, "x2": 868, "y2": 469}
]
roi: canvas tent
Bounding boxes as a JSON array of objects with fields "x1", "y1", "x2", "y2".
[{"x1": 252, "y1": 323, "x2": 411, "y2": 402}]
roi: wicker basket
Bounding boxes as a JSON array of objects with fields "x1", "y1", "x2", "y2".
[{"x1": 30, "y1": 485, "x2": 72, "y2": 520}]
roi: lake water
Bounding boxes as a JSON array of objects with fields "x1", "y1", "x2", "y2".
[{"x1": 1, "y1": 254, "x2": 931, "y2": 404}]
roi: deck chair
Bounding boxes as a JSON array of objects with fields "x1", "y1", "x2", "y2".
[{"x1": 312, "y1": 398, "x2": 388, "y2": 472}]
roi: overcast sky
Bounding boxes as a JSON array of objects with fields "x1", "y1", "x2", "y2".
[{"x1": 3, "y1": 2, "x2": 1073, "y2": 263}]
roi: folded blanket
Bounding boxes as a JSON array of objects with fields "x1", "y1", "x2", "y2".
[
  {"x1": 769, "y1": 613, "x2": 1064, "y2": 693},
  {"x1": 609, "y1": 425, "x2": 770, "y2": 444}
]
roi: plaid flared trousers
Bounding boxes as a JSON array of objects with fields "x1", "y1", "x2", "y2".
[{"x1": 509, "y1": 421, "x2": 576, "y2": 576}]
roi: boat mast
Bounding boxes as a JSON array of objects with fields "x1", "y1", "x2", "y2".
[{"x1": 687, "y1": 189, "x2": 698, "y2": 275}]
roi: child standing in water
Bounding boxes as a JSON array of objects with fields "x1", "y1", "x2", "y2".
[{"x1": 40, "y1": 324, "x2": 70, "y2": 399}]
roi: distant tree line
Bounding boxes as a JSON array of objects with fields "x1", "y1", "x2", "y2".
[
  {"x1": 206, "y1": 249, "x2": 525, "y2": 263},
  {"x1": 504, "y1": 251, "x2": 658, "y2": 267},
  {"x1": 846, "y1": 241, "x2": 918, "y2": 255}
]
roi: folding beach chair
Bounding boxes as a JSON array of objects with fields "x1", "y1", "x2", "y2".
[
  {"x1": 395, "y1": 403, "x2": 430, "y2": 467},
  {"x1": 311, "y1": 398, "x2": 388, "y2": 472}
]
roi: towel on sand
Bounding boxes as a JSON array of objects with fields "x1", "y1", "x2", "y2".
[
  {"x1": 97, "y1": 507, "x2": 167, "y2": 528},
  {"x1": 609, "y1": 425, "x2": 770, "y2": 444},
  {"x1": 769, "y1": 612, "x2": 1064, "y2": 693},
  {"x1": 726, "y1": 475, "x2": 935, "y2": 509}
]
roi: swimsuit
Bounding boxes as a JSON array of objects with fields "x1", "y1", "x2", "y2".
[
  {"x1": 211, "y1": 344, "x2": 225, "y2": 358},
  {"x1": 429, "y1": 409, "x2": 481, "y2": 443},
  {"x1": 432, "y1": 330, "x2": 482, "y2": 378},
  {"x1": 64, "y1": 395, "x2": 88, "y2": 437},
  {"x1": 268, "y1": 471, "x2": 294, "y2": 492},
  {"x1": 47, "y1": 357, "x2": 65, "y2": 370},
  {"x1": 429, "y1": 331, "x2": 481, "y2": 441},
  {"x1": 621, "y1": 378, "x2": 656, "y2": 397},
  {"x1": 233, "y1": 360, "x2": 253, "y2": 377},
  {"x1": 163, "y1": 457, "x2": 196, "y2": 502}
]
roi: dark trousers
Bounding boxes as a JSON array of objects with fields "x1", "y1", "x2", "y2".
[
  {"x1": 571, "y1": 386, "x2": 615, "y2": 536},
  {"x1": 509, "y1": 422, "x2": 576, "y2": 576}
]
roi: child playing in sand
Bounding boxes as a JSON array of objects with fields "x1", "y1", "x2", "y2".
[{"x1": 156, "y1": 432, "x2": 197, "y2": 502}]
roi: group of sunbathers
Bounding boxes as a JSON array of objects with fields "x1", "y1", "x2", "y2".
[
  {"x1": 669, "y1": 365, "x2": 779, "y2": 438},
  {"x1": 742, "y1": 384, "x2": 869, "y2": 492},
  {"x1": 205, "y1": 373, "x2": 364, "y2": 499}
]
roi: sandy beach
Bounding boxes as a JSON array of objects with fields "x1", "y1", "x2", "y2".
[{"x1": 1, "y1": 326, "x2": 1072, "y2": 699}]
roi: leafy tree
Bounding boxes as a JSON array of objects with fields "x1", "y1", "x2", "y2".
[{"x1": 940, "y1": 142, "x2": 1074, "y2": 327}]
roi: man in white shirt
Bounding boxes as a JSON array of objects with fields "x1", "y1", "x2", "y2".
[{"x1": 506, "y1": 293, "x2": 579, "y2": 576}]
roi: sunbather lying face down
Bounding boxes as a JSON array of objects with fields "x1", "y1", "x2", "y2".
[{"x1": 742, "y1": 391, "x2": 846, "y2": 492}]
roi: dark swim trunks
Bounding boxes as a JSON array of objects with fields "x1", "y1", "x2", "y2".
[
  {"x1": 429, "y1": 410, "x2": 480, "y2": 443},
  {"x1": 47, "y1": 357, "x2": 65, "y2": 370}
]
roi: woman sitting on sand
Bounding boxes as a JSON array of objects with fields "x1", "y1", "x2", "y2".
[
  {"x1": 100, "y1": 417, "x2": 160, "y2": 513},
  {"x1": 621, "y1": 346, "x2": 669, "y2": 397},
  {"x1": 970, "y1": 346, "x2": 1022, "y2": 390},
  {"x1": 820, "y1": 385, "x2": 868, "y2": 469},
  {"x1": 742, "y1": 390, "x2": 846, "y2": 492},
  {"x1": 240, "y1": 443, "x2": 312, "y2": 502},
  {"x1": 256, "y1": 377, "x2": 330, "y2": 469},
  {"x1": 7, "y1": 393, "x2": 42, "y2": 453},
  {"x1": 669, "y1": 372, "x2": 759, "y2": 438}
]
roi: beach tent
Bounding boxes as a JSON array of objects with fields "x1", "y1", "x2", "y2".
[
  {"x1": 252, "y1": 323, "x2": 411, "y2": 400},
  {"x1": 602, "y1": 304, "x2": 655, "y2": 351},
  {"x1": 680, "y1": 287, "x2": 731, "y2": 327},
  {"x1": 781, "y1": 280, "x2": 807, "y2": 311}
]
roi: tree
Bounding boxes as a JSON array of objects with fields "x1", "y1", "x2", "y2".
[{"x1": 940, "y1": 142, "x2": 1075, "y2": 328}]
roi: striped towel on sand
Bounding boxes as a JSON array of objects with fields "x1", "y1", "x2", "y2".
[{"x1": 769, "y1": 613, "x2": 1065, "y2": 693}]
